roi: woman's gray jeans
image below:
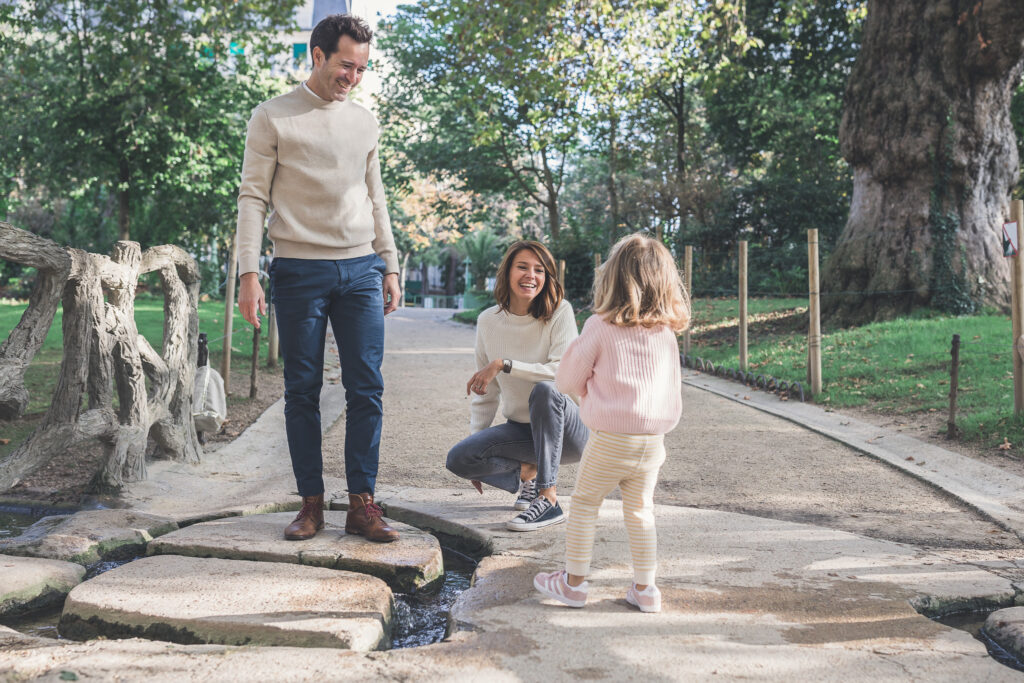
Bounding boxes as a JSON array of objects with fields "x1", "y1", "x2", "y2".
[{"x1": 446, "y1": 381, "x2": 589, "y2": 493}]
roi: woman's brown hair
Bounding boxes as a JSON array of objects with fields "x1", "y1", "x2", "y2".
[
  {"x1": 493, "y1": 241, "x2": 564, "y2": 321},
  {"x1": 592, "y1": 233, "x2": 690, "y2": 331}
]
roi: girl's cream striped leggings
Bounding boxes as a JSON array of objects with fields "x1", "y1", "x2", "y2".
[{"x1": 565, "y1": 430, "x2": 666, "y2": 585}]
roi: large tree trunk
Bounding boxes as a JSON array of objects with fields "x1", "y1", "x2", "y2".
[{"x1": 824, "y1": 0, "x2": 1024, "y2": 323}]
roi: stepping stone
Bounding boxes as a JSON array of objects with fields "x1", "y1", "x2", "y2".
[
  {"x1": 59, "y1": 555, "x2": 392, "y2": 650},
  {"x1": 0, "y1": 554, "x2": 85, "y2": 617},
  {"x1": 147, "y1": 511, "x2": 443, "y2": 593},
  {"x1": 0, "y1": 510, "x2": 177, "y2": 565},
  {"x1": 984, "y1": 606, "x2": 1024, "y2": 661}
]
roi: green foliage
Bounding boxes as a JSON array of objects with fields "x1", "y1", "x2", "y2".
[
  {"x1": 0, "y1": 0, "x2": 300, "y2": 254},
  {"x1": 551, "y1": 231, "x2": 598, "y2": 306},
  {"x1": 378, "y1": 0, "x2": 581, "y2": 239},
  {"x1": 456, "y1": 229, "x2": 505, "y2": 290},
  {"x1": 698, "y1": 0, "x2": 861, "y2": 294}
]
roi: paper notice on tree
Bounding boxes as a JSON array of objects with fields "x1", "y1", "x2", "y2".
[{"x1": 1004, "y1": 222, "x2": 1019, "y2": 257}]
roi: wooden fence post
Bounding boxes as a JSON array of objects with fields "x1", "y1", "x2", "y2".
[
  {"x1": 1012, "y1": 200, "x2": 1024, "y2": 414},
  {"x1": 250, "y1": 323, "x2": 260, "y2": 400},
  {"x1": 948, "y1": 334, "x2": 960, "y2": 439},
  {"x1": 807, "y1": 229, "x2": 822, "y2": 396},
  {"x1": 683, "y1": 245, "x2": 692, "y2": 356},
  {"x1": 739, "y1": 240, "x2": 748, "y2": 372},
  {"x1": 221, "y1": 236, "x2": 238, "y2": 395},
  {"x1": 266, "y1": 302, "x2": 279, "y2": 369},
  {"x1": 558, "y1": 259, "x2": 566, "y2": 286},
  {"x1": 594, "y1": 252, "x2": 601, "y2": 272}
]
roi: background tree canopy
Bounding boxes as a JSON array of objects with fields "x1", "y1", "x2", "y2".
[
  {"x1": 378, "y1": 0, "x2": 1024, "y2": 318},
  {"x1": 2, "y1": 1, "x2": 1023, "y2": 320},
  {"x1": 377, "y1": 0, "x2": 868, "y2": 301},
  {"x1": 0, "y1": 0, "x2": 301, "y2": 292}
]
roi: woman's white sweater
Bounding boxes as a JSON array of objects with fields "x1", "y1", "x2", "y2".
[{"x1": 470, "y1": 300, "x2": 578, "y2": 433}]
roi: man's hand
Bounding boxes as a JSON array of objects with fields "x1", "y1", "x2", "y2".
[
  {"x1": 383, "y1": 273, "x2": 400, "y2": 315},
  {"x1": 238, "y1": 272, "x2": 267, "y2": 329}
]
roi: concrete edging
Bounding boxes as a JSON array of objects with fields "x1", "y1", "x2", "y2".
[{"x1": 682, "y1": 369, "x2": 1024, "y2": 541}]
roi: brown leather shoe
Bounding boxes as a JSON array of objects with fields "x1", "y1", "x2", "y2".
[
  {"x1": 345, "y1": 493, "x2": 399, "y2": 543},
  {"x1": 284, "y1": 494, "x2": 324, "y2": 540}
]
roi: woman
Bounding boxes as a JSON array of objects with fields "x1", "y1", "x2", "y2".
[{"x1": 446, "y1": 241, "x2": 589, "y2": 532}]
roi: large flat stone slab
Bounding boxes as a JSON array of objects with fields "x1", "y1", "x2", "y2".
[
  {"x1": 147, "y1": 511, "x2": 442, "y2": 592},
  {"x1": 0, "y1": 510, "x2": 177, "y2": 565},
  {"x1": 0, "y1": 555, "x2": 85, "y2": 617},
  {"x1": 59, "y1": 555, "x2": 392, "y2": 650},
  {"x1": 985, "y1": 607, "x2": 1024, "y2": 662}
]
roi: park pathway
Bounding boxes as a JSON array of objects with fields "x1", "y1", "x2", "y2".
[
  {"x1": 337, "y1": 308, "x2": 1024, "y2": 554},
  {"x1": 5, "y1": 307, "x2": 1024, "y2": 680}
]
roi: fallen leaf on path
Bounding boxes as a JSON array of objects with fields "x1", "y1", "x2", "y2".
[
  {"x1": 905, "y1": 456, "x2": 915, "y2": 461},
  {"x1": 743, "y1": 396, "x2": 751, "y2": 400}
]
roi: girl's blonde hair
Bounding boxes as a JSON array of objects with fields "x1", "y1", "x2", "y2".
[{"x1": 593, "y1": 234, "x2": 690, "y2": 331}]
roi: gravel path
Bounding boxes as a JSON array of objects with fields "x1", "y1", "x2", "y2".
[{"x1": 324, "y1": 307, "x2": 1022, "y2": 552}]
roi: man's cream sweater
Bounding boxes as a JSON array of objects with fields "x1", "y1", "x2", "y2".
[
  {"x1": 235, "y1": 85, "x2": 399, "y2": 276},
  {"x1": 471, "y1": 300, "x2": 579, "y2": 433}
]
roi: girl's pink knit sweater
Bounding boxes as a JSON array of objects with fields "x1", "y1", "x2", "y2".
[{"x1": 555, "y1": 314, "x2": 682, "y2": 435}]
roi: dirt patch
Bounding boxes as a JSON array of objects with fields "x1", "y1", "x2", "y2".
[
  {"x1": 3, "y1": 366, "x2": 283, "y2": 506},
  {"x1": 202, "y1": 365, "x2": 284, "y2": 447},
  {"x1": 691, "y1": 309, "x2": 807, "y2": 349},
  {"x1": 5, "y1": 438, "x2": 109, "y2": 505},
  {"x1": 839, "y1": 404, "x2": 1024, "y2": 481}
]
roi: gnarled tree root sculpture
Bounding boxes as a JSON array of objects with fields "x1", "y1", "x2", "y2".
[{"x1": 0, "y1": 221, "x2": 201, "y2": 491}]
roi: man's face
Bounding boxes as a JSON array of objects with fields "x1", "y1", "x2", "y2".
[{"x1": 310, "y1": 35, "x2": 369, "y2": 102}]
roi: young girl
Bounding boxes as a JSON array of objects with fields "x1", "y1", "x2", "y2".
[{"x1": 533, "y1": 233, "x2": 689, "y2": 613}]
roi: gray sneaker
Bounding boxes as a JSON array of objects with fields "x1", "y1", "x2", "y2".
[
  {"x1": 514, "y1": 478, "x2": 538, "y2": 511},
  {"x1": 506, "y1": 496, "x2": 565, "y2": 531}
]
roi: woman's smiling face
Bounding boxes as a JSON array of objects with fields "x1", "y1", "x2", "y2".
[{"x1": 508, "y1": 248, "x2": 546, "y2": 311}]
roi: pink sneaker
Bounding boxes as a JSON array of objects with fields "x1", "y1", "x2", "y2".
[
  {"x1": 626, "y1": 584, "x2": 661, "y2": 613},
  {"x1": 533, "y1": 570, "x2": 588, "y2": 608}
]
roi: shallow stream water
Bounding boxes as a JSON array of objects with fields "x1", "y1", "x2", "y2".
[
  {"x1": 0, "y1": 506, "x2": 49, "y2": 539},
  {"x1": 391, "y1": 548, "x2": 476, "y2": 649},
  {"x1": 933, "y1": 610, "x2": 1024, "y2": 673}
]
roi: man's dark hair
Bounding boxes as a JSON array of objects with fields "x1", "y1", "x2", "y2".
[{"x1": 310, "y1": 14, "x2": 373, "y2": 60}]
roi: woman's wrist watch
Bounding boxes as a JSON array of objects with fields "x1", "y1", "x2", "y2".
[{"x1": 502, "y1": 359, "x2": 513, "y2": 374}]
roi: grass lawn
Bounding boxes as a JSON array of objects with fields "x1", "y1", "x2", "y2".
[
  {"x1": 689, "y1": 299, "x2": 1023, "y2": 449},
  {"x1": 452, "y1": 296, "x2": 1024, "y2": 449},
  {"x1": 0, "y1": 297, "x2": 279, "y2": 458}
]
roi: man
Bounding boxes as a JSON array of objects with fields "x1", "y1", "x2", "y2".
[{"x1": 235, "y1": 14, "x2": 400, "y2": 543}]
